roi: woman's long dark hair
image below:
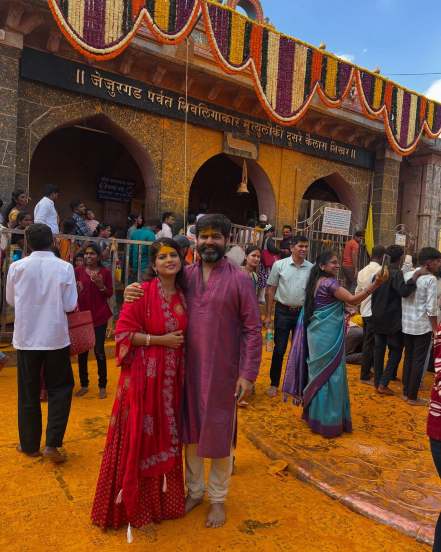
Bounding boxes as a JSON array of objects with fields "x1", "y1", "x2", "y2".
[
  {"x1": 1, "y1": 190, "x2": 25, "y2": 223},
  {"x1": 242, "y1": 245, "x2": 261, "y2": 266},
  {"x1": 143, "y1": 238, "x2": 184, "y2": 287},
  {"x1": 303, "y1": 250, "x2": 337, "y2": 325}
]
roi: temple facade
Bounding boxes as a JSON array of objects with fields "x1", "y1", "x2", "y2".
[{"x1": 0, "y1": 0, "x2": 440, "y2": 249}]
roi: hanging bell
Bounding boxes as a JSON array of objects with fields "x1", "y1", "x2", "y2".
[{"x1": 236, "y1": 160, "x2": 249, "y2": 194}]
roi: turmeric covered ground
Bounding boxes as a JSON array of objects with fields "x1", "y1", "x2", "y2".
[{"x1": 0, "y1": 354, "x2": 433, "y2": 551}]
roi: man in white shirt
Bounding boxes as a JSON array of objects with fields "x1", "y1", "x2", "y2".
[
  {"x1": 6, "y1": 224, "x2": 78, "y2": 462},
  {"x1": 156, "y1": 211, "x2": 175, "y2": 239},
  {"x1": 355, "y1": 245, "x2": 385, "y2": 384},
  {"x1": 402, "y1": 247, "x2": 441, "y2": 405},
  {"x1": 33, "y1": 185, "x2": 59, "y2": 235}
]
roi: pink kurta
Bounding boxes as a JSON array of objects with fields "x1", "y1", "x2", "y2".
[{"x1": 182, "y1": 258, "x2": 262, "y2": 458}]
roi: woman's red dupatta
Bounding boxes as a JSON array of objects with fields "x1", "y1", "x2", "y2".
[{"x1": 115, "y1": 278, "x2": 186, "y2": 521}]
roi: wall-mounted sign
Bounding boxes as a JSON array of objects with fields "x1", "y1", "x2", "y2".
[
  {"x1": 395, "y1": 233, "x2": 407, "y2": 246},
  {"x1": 21, "y1": 48, "x2": 376, "y2": 171},
  {"x1": 97, "y1": 176, "x2": 135, "y2": 203},
  {"x1": 321, "y1": 207, "x2": 352, "y2": 236},
  {"x1": 223, "y1": 132, "x2": 259, "y2": 160}
]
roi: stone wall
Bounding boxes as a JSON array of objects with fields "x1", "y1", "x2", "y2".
[
  {"x1": 0, "y1": 44, "x2": 20, "y2": 199},
  {"x1": 372, "y1": 148, "x2": 401, "y2": 246},
  {"x1": 16, "y1": 77, "x2": 372, "y2": 231},
  {"x1": 399, "y1": 155, "x2": 441, "y2": 249}
]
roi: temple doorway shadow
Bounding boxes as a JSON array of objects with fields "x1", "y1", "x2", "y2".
[
  {"x1": 29, "y1": 114, "x2": 155, "y2": 237},
  {"x1": 298, "y1": 172, "x2": 361, "y2": 230},
  {"x1": 188, "y1": 153, "x2": 275, "y2": 227}
]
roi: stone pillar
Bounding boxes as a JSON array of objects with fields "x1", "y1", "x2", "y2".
[
  {"x1": 0, "y1": 31, "x2": 22, "y2": 199},
  {"x1": 372, "y1": 146, "x2": 402, "y2": 246},
  {"x1": 400, "y1": 154, "x2": 441, "y2": 249}
]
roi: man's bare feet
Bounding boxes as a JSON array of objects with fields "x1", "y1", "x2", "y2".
[
  {"x1": 206, "y1": 503, "x2": 226, "y2": 528},
  {"x1": 185, "y1": 496, "x2": 203, "y2": 514}
]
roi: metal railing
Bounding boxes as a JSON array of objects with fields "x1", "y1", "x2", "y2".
[
  {"x1": 0, "y1": 228, "x2": 157, "y2": 341},
  {"x1": 0, "y1": 224, "x2": 260, "y2": 341}
]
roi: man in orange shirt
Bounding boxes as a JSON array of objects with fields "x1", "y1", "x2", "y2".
[{"x1": 342, "y1": 231, "x2": 363, "y2": 292}]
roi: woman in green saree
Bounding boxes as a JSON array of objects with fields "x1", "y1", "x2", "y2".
[{"x1": 283, "y1": 250, "x2": 384, "y2": 438}]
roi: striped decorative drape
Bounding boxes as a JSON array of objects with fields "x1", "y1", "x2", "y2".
[{"x1": 48, "y1": 0, "x2": 441, "y2": 156}]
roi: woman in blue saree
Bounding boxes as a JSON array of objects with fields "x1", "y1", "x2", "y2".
[{"x1": 283, "y1": 250, "x2": 384, "y2": 438}]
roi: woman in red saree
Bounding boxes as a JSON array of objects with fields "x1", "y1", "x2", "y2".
[{"x1": 91, "y1": 239, "x2": 187, "y2": 537}]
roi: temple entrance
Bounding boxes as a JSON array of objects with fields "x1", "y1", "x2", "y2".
[
  {"x1": 188, "y1": 153, "x2": 275, "y2": 226},
  {"x1": 29, "y1": 115, "x2": 154, "y2": 237},
  {"x1": 297, "y1": 173, "x2": 362, "y2": 262},
  {"x1": 298, "y1": 173, "x2": 361, "y2": 228}
]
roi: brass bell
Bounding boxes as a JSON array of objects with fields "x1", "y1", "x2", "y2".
[{"x1": 237, "y1": 160, "x2": 249, "y2": 194}]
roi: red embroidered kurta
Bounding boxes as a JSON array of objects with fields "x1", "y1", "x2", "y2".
[
  {"x1": 75, "y1": 266, "x2": 113, "y2": 327},
  {"x1": 91, "y1": 278, "x2": 187, "y2": 529}
]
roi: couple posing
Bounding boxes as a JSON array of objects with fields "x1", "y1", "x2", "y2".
[{"x1": 91, "y1": 214, "x2": 262, "y2": 536}]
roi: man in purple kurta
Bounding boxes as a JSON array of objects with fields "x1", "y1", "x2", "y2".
[
  {"x1": 183, "y1": 215, "x2": 261, "y2": 527},
  {"x1": 124, "y1": 214, "x2": 262, "y2": 528}
]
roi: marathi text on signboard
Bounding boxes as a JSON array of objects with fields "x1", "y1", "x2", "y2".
[
  {"x1": 20, "y1": 48, "x2": 375, "y2": 171},
  {"x1": 321, "y1": 207, "x2": 352, "y2": 236},
  {"x1": 97, "y1": 176, "x2": 135, "y2": 203}
]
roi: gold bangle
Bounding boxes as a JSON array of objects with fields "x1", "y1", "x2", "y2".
[{"x1": 145, "y1": 334, "x2": 151, "y2": 347}]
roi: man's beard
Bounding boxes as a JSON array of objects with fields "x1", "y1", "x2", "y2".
[{"x1": 198, "y1": 243, "x2": 226, "y2": 263}]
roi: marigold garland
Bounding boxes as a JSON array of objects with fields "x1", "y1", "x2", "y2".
[{"x1": 48, "y1": 0, "x2": 441, "y2": 156}]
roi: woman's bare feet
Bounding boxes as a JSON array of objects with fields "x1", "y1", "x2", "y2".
[
  {"x1": 206, "y1": 503, "x2": 226, "y2": 528},
  {"x1": 185, "y1": 496, "x2": 203, "y2": 514}
]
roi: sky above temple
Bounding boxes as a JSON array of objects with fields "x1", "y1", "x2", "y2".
[{"x1": 259, "y1": 0, "x2": 441, "y2": 101}]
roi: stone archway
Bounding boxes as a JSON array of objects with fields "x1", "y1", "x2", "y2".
[
  {"x1": 188, "y1": 153, "x2": 276, "y2": 226},
  {"x1": 300, "y1": 171, "x2": 362, "y2": 228},
  {"x1": 29, "y1": 114, "x2": 157, "y2": 234}
]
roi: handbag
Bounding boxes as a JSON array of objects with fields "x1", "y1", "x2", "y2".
[
  {"x1": 261, "y1": 248, "x2": 280, "y2": 268},
  {"x1": 67, "y1": 310, "x2": 95, "y2": 356}
]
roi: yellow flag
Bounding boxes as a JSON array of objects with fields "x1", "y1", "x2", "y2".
[{"x1": 365, "y1": 203, "x2": 374, "y2": 256}]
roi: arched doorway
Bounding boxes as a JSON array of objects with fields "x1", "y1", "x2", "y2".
[
  {"x1": 188, "y1": 153, "x2": 275, "y2": 226},
  {"x1": 299, "y1": 172, "x2": 361, "y2": 229},
  {"x1": 29, "y1": 115, "x2": 155, "y2": 236}
]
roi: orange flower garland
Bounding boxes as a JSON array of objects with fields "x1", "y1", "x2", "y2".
[{"x1": 47, "y1": 0, "x2": 441, "y2": 156}]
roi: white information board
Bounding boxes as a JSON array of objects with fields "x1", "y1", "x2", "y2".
[
  {"x1": 395, "y1": 233, "x2": 406, "y2": 246},
  {"x1": 321, "y1": 207, "x2": 352, "y2": 236}
]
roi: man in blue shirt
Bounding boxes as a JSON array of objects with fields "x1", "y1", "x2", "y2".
[
  {"x1": 70, "y1": 199, "x2": 92, "y2": 236},
  {"x1": 264, "y1": 235, "x2": 312, "y2": 397}
]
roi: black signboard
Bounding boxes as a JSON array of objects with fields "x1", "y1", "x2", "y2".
[
  {"x1": 97, "y1": 176, "x2": 135, "y2": 203},
  {"x1": 21, "y1": 48, "x2": 375, "y2": 170}
]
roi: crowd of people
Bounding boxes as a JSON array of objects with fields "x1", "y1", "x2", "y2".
[{"x1": 5, "y1": 203, "x2": 441, "y2": 549}]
